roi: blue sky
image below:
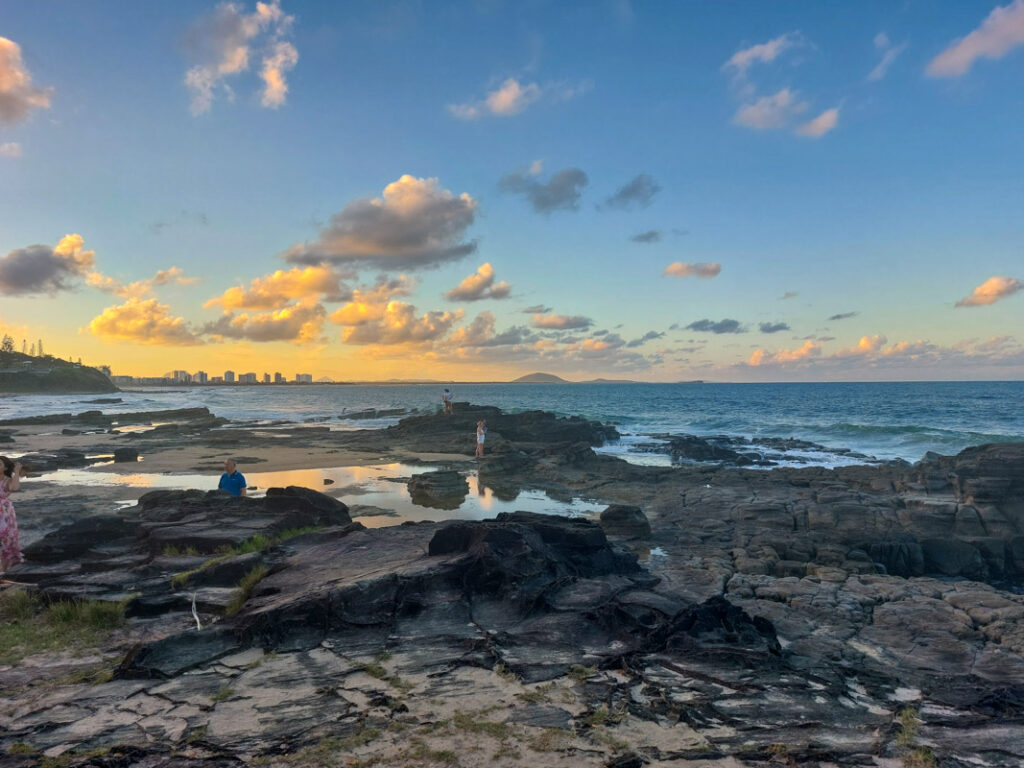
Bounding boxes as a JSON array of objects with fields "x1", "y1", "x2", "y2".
[{"x1": 1, "y1": 0, "x2": 1022, "y2": 380}]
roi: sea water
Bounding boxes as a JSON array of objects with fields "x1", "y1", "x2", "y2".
[{"x1": 2, "y1": 380, "x2": 1023, "y2": 466}]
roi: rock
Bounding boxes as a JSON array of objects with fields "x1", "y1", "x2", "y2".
[
  {"x1": 922, "y1": 538, "x2": 988, "y2": 579},
  {"x1": 599, "y1": 505, "x2": 651, "y2": 539},
  {"x1": 407, "y1": 470, "x2": 469, "y2": 509},
  {"x1": 667, "y1": 435, "x2": 740, "y2": 463},
  {"x1": 112, "y1": 447, "x2": 139, "y2": 463},
  {"x1": 20, "y1": 515, "x2": 137, "y2": 564}
]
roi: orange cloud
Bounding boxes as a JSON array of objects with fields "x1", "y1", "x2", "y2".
[
  {"x1": 88, "y1": 266, "x2": 198, "y2": 299},
  {"x1": 663, "y1": 262, "x2": 721, "y2": 279},
  {"x1": 205, "y1": 266, "x2": 348, "y2": 311},
  {"x1": 748, "y1": 340, "x2": 821, "y2": 366},
  {"x1": 204, "y1": 303, "x2": 325, "y2": 344},
  {"x1": 342, "y1": 302, "x2": 462, "y2": 345},
  {"x1": 955, "y1": 276, "x2": 1022, "y2": 307},
  {"x1": 0, "y1": 37, "x2": 53, "y2": 125},
  {"x1": 87, "y1": 297, "x2": 202, "y2": 346},
  {"x1": 444, "y1": 262, "x2": 511, "y2": 301}
]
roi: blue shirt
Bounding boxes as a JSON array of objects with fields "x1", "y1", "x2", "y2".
[{"x1": 219, "y1": 471, "x2": 247, "y2": 497}]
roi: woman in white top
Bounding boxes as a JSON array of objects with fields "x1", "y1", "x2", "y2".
[{"x1": 475, "y1": 420, "x2": 486, "y2": 458}]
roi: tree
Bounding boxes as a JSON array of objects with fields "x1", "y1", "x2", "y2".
[
  {"x1": 1, "y1": 335, "x2": 13, "y2": 353},
  {"x1": 38, "y1": 339, "x2": 43, "y2": 357}
]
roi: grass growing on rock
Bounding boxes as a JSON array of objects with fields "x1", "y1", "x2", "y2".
[
  {"x1": 0, "y1": 589, "x2": 127, "y2": 665},
  {"x1": 225, "y1": 565, "x2": 269, "y2": 616},
  {"x1": 169, "y1": 526, "x2": 320, "y2": 588}
]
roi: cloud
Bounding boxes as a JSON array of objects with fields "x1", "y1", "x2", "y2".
[
  {"x1": 781, "y1": 291, "x2": 799, "y2": 300},
  {"x1": 723, "y1": 33, "x2": 800, "y2": 79},
  {"x1": 868, "y1": 32, "x2": 908, "y2": 81},
  {"x1": 955, "y1": 275, "x2": 1023, "y2": 307},
  {"x1": 601, "y1": 174, "x2": 660, "y2": 211},
  {"x1": 87, "y1": 266, "x2": 199, "y2": 299},
  {"x1": 687, "y1": 318, "x2": 745, "y2": 334},
  {"x1": 927, "y1": 0, "x2": 1024, "y2": 77},
  {"x1": 835, "y1": 334, "x2": 888, "y2": 357},
  {"x1": 797, "y1": 106, "x2": 839, "y2": 138},
  {"x1": 260, "y1": 40, "x2": 298, "y2": 108},
  {"x1": 759, "y1": 321, "x2": 790, "y2": 334},
  {"x1": 0, "y1": 234, "x2": 95, "y2": 295},
  {"x1": 285, "y1": 175, "x2": 478, "y2": 269},
  {"x1": 203, "y1": 302, "x2": 325, "y2": 343},
  {"x1": 328, "y1": 276, "x2": 415, "y2": 326},
  {"x1": 532, "y1": 313, "x2": 593, "y2": 330},
  {"x1": 630, "y1": 230, "x2": 661, "y2": 244},
  {"x1": 522, "y1": 305, "x2": 551, "y2": 314},
  {"x1": 340, "y1": 302, "x2": 462, "y2": 345},
  {"x1": 443, "y1": 262, "x2": 511, "y2": 301},
  {"x1": 733, "y1": 88, "x2": 808, "y2": 130},
  {"x1": 0, "y1": 142, "x2": 21, "y2": 158},
  {"x1": 0, "y1": 37, "x2": 53, "y2": 125},
  {"x1": 448, "y1": 77, "x2": 589, "y2": 120},
  {"x1": 626, "y1": 330, "x2": 664, "y2": 348},
  {"x1": 499, "y1": 166, "x2": 588, "y2": 214},
  {"x1": 828, "y1": 311, "x2": 859, "y2": 321},
  {"x1": 663, "y1": 262, "x2": 721, "y2": 279},
  {"x1": 87, "y1": 297, "x2": 203, "y2": 346},
  {"x1": 183, "y1": 0, "x2": 296, "y2": 115},
  {"x1": 748, "y1": 339, "x2": 821, "y2": 366},
  {"x1": 205, "y1": 265, "x2": 350, "y2": 311}
]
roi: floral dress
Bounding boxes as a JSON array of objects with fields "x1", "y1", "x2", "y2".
[{"x1": 0, "y1": 476, "x2": 21, "y2": 570}]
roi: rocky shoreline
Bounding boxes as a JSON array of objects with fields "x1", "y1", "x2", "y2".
[{"x1": 1, "y1": 405, "x2": 1024, "y2": 767}]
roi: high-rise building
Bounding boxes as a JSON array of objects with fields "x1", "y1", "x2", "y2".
[
  {"x1": 170, "y1": 370, "x2": 192, "y2": 383},
  {"x1": 224, "y1": 370, "x2": 236, "y2": 383},
  {"x1": 262, "y1": 372, "x2": 271, "y2": 384},
  {"x1": 274, "y1": 372, "x2": 285, "y2": 383},
  {"x1": 239, "y1": 372, "x2": 258, "y2": 384},
  {"x1": 295, "y1": 373, "x2": 313, "y2": 383},
  {"x1": 194, "y1": 370, "x2": 208, "y2": 384}
]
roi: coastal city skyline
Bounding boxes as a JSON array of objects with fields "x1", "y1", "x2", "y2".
[{"x1": 2, "y1": 1, "x2": 1023, "y2": 382}]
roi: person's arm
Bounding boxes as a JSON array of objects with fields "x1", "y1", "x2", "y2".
[
  {"x1": 9, "y1": 463, "x2": 22, "y2": 491},
  {"x1": 238, "y1": 474, "x2": 247, "y2": 497}
]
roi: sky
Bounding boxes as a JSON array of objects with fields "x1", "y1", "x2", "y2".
[{"x1": 1, "y1": 0, "x2": 1023, "y2": 382}]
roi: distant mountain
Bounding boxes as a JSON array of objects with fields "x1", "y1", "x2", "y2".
[
  {"x1": 0, "y1": 352, "x2": 118, "y2": 394},
  {"x1": 581, "y1": 378, "x2": 637, "y2": 384},
  {"x1": 511, "y1": 372, "x2": 568, "y2": 384}
]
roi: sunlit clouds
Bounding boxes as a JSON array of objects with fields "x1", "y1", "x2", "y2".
[
  {"x1": 204, "y1": 303, "x2": 325, "y2": 343},
  {"x1": 444, "y1": 263, "x2": 511, "y2": 302},
  {"x1": 285, "y1": 175, "x2": 478, "y2": 269},
  {"x1": 88, "y1": 298, "x2": 203, "y2": 346},
  {"x1": 0, "y1": 37, "x2": 52, "y2": 125},
  {"x1": 183, "y1": 0, "x2": 296, "y2": 115},
  {"x1": 0, "y1": 142, "x2": 21, "y2": 157},
  {"x1": 798, "y1": 107, "x2": 840, "y2": 138},
  {"x1": 733, "y1": 88, "x2": 807, "y2": 131},
  {"x1": 927, "y1": 0, "x2": 1024, "y2": 77},
  {"x1": 531, "y1": 312, "x2": 593, "y2": 330},
  {"x1": 204, "y1": 266, "x2": 350, "y2": 311},
  {"x1": 87, "y1": 267, "x2": 198, "y2": 299},
  {"x1": 663, "y1": 262, "x2": 721, "y2": 279},
  {"x1": 448, "y1": 77, "x2": 589, "y2": 120},
  {"x1": 0, "y1": 235, "x2": 95, "y2": 295},
  {"x1": 955, "y1": 276, "x2": 1023, "y2": 307}
]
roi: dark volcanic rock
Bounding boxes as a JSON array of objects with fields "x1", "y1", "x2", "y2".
[
  {"x1": 599, "y1": 504, "x2": 651, "y2": 539},
  {"x1": 112, "y1": 447, "x2": 139, "y2": 463},
  {"x1": 21, "y1": 515, "x2": 137, "y2": 564},
  {"x1": 407, "y1": 470, "x2": 470, "y2": 509}
]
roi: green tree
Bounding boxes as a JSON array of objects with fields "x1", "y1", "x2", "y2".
[{"x1": 1, "y1": 335, "x2": 14, "y2": 353}]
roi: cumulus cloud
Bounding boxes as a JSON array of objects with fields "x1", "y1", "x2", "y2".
[
  {"x1": 733, "y1": 88, "x2": 808, "y2": 130},
  {"x1": 0, "y1": 37, "x2": 53, "y2": 125},
  {"x1": 955, "y1": 275, "x2": 1023, "y2": 307},
  {"x1": 748, "y1": 339, "x2": 821, "y2": 366},
  {"x1": 183, "y1": 0, "x2": 296, "y2": 115},
  {"x1": 0, "y1": 142, "x2": 21, "y2": 157},
  {"x1": 499, "y1": 166, "x2": 588, "y2": 214},
  {"x1": 828, "y1": 311, "x2": 859, "y2": 321},
  {"x1": 87, "y1": 266, "x2": 199, "y2": 299},
  {"x1": 723, "y1": 32, "x2": 800, "y2": 79},
  {"x1": 203, "y1": 302, "x2": 324, "y2": 343},
  {"x1": 285, "y1": 175, "x2": 478, "y2": 269},
  {"x1": 759, "y1": 321, "x2": 790, "y2": 334},
  {"x1": 443, "y1": 262, "x2": 512, "y2": 302},
  {"x1": 205, "y1": 265, "x2": 350, "y2": 311},
  {"x1": 687, "y1": 318, "x2": 745, "y2": 334},
  {"x1": 601, "y1": 174, "x2": 660, "y2": 211},
  {"x1": 340, "y1": 302, "x2": 462, "y2": 345},
  {"x1": 868, "y1": 32, "x2": 908, "y2": 81},
  {"x1": 328, "y1": 276, "x2": 415, "y2": 326},
  {"x1": 532, "y1": 313, "x2": 593, "y2": 330},
  {"x1": 835, "y1": 334, "x2": 888, "y2": 357},
  {"x1": 663, "y1": 262, "x2": 721, "y2": 279},
  {"x1": 448, "y1": 77, "x2": 589, "y2": 120},
  {"x1": 0, "y1": 234, "x2": 95, "y2": 295},
  {"x1": 797, "y1": 106, "x2": 839, "y2": 138},
  {"x1": 927, "y1": 0, "x2": 1024, "y2": 77},
  {"x1": 630, "y1": 230, "x2": 661, "y2": 244},
  {"x1": 87, "y1": 297, "x2": 203, "y2": 346}
]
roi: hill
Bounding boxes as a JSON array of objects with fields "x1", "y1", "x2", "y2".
[
  {"x1": 511, "y1": 372, "x2": 569, "y2": 384},
  {"x1": 0, "y1": 351, "x2": 118, "y2": 394}
]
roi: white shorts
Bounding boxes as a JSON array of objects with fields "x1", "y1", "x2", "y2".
[{"x1": 477, "y1": 435, "x2": 485, "y2": 444}]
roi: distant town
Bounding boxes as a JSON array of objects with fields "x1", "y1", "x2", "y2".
[{"x1": 111, "y1": 370, "x2": 318, "y2": 387}]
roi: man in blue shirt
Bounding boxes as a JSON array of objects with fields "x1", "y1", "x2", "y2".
[{"x1": 218, "y1": 459, "x2": 247, "y2": 497}]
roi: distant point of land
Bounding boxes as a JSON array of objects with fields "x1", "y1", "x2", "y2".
[
  {"x1": 0, "y1": 351, "x2": 118, "y2": 394},
  {"x1": 511, "y1": 372, "x2": 568, "y2": 384}
]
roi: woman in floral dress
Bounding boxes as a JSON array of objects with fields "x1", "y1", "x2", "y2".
[{"x1": 0, "y1": 456, "x2": 24, "y2": 572}]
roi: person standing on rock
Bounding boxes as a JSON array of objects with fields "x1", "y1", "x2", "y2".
[
  {"x1": 218, "y1": 459, "x2": 247, "y2": 497},
  {"x1": 0, "y1": 456, "x2": 25, "y2": 573},
  {"x1": 475, "y1": 420, "x2": 486, "y2": 458},
  {"x1": 442, "y1": 387, "x2": 454, "y2": 415}
]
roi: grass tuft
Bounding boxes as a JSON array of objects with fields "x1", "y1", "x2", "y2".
[
  {"x1": 0, "y1": 590, "x2": 127, "y2": 665},
  {"x1": 224, "y1": 565, "x2": 268, "y2": 616},
  {"x1": 169, "y1": 527, "x2": 320, "y2": 588}
]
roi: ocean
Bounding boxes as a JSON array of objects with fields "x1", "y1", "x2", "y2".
[{"x1": 2, "y1": 380, "x2": 1023, "y2": 467}]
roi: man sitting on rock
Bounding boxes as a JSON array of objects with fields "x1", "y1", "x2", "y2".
[{"x1": 218, "y1": 459, "x2": 247, "y2": 497}]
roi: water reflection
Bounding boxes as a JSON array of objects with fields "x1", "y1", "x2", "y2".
[{"x1": 39, "y1": 462, "x2": 604, "y2": 527}]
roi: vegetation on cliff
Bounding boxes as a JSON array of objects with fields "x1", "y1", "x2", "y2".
[{"x1": 0, "y1": 350, "x2": 118, "y2": 394}]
